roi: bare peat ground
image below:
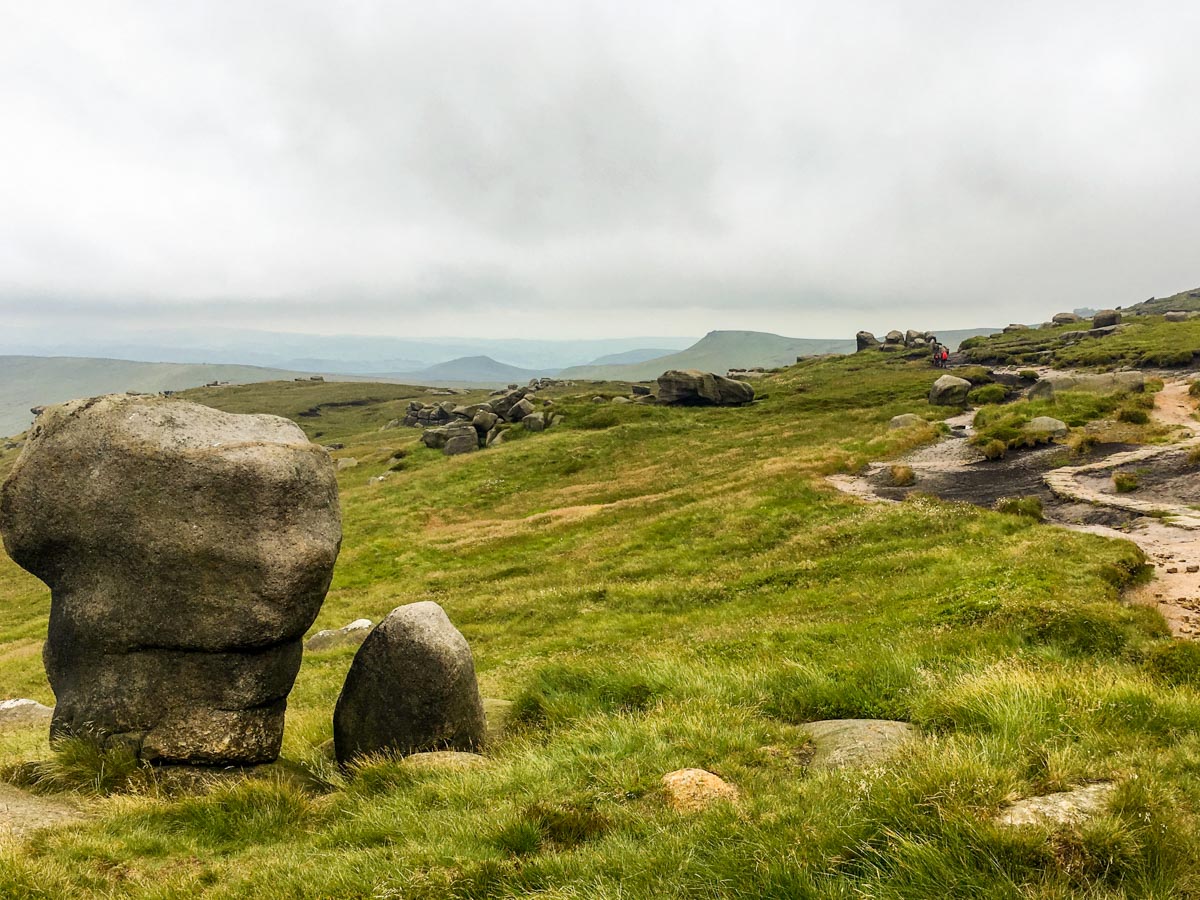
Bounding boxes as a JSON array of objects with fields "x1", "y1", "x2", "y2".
[{"x1": 832, "y1": 378, "x2": 1200, "y2": 637}]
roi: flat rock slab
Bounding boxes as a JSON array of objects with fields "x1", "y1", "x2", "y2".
[
  {"x1": 804, "y1": 719, "x2": 916, "y2": 770},
  {"x1": 0, "y1": 783, "x2": 83, "y2": 838},
  {"x1": 997, "y1": 782, "x2": 1114, "y2": 827},
  {"x1": 0, "y1": 699, "x2": 53, "y2": 730}
]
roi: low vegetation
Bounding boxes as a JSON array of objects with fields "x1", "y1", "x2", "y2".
[
  {"x1": 960, "y1": 315, "x2": 1200, "y2": 369},
  {"x1": 1, "y1": 351, "x2": 1198, "y2": 897}
]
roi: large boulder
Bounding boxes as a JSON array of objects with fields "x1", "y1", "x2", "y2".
[
  {"x1": 1025, "y1": 416, "x2": 1068, "y2": 439},
  {"x1": 884, "y1": 330, "x2": 904, "y2": 345},
  {"x1": 855, "y1": 331, "x2": 880, "y2": 352},
  {"x1": 0, "y1": 395, "x2": 341, "y2": 764},
  {"x1": 1052, "y1": 312, "x2": 1082, "y2": 325},
  {"x1": 1165, "y1": 311, "x2": 1190, "y2": 323},
  {"x1": 888, "y1": 414, "x2": 925, "y2": 430},
  {"x1": 442, "y1": 423, "x2": 480, "y2": 456},
  {"x1": 1028, "y1": 371, "x2": 1144, "y2": 401},
  {"x1": 657, "y1": 370, "x2": 755, "y2": 406},
  {"x1": 333, "y1": 601, "x2": 485, "y2": 765},
  {"x1": 928, "y1": 375, "x2": 971, "y2": 407},
  {"x1": 1092, "y1": 309, "x2": 1122, "y2": 328}
]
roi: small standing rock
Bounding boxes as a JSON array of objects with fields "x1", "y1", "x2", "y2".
[
  {"x1": 306, "y1": 619, "x2": 374, "y2": 652},
  {"x1": 333, "y1": 601, "x2": 486, "y2": 765}
]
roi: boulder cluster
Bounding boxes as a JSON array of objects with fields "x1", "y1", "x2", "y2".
[
  {"x1": 657, "y1": 370, "x2": 755, "y2": 406},
  {"x1": 405, "y1": 387, "x2": 562, "y2": 456},
  {"x1": 856, "y1": 329, "x2": 938, "y2": 352}
]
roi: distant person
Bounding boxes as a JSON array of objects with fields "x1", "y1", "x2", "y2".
[
  {"x1": 931, "y1": 342, "x2": 944, "y2": 368},
  {"x1": 941, "y1": 346, "x2": 949, "y2": 365}
]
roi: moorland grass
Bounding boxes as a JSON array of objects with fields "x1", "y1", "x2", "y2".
[{"x1": 0, "y1": 353, "x2": 1196, "y2": 897}]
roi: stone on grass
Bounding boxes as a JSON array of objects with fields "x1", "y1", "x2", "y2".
[
  {"x1": 657, "y1": 370, "x2": 754, "y2": 406},
  {"x1": 804, "y1": 719, "x2": 915, "y2": 770},
  {"x1": 1025, "y1": 416, "x2": 1068, "y2": 439},
  {"x1": 1052, "y1": 312, "x2": 1082, "y2": 325},
  {"x1": 997, "y1": 783, "x2": 1114, "y2": 827},
  {"x1": 524, "y1": 411, "x2": 546, "y2": 431},
  {"x1": 889, "y1": 414, "x2": 925, "y2": 430},
  {"x1": 306, "y1": 619, "x2": 373, "y2": 652},
  {"x1": 929, "y1": 375, "x2": 971, "y2": 407},
  {"x1": 336, "y1": 457, "x2": 358, "y2": 471},
  {"x1": 442, "y1": 422, "x2": 480, "y2": 456},
  {"x1": 0, "y1": 698, "x2": 53, "y2": 730},
  {"x1": 1028, "y1": 371, "x2": 1143, "y2": 401},
  {"x1": 661, "y1": 768, "x2": 739, "y2": 812},
  {"x1": 1092, "y1": 309, "x2": 1122, "y2": 328},
  {"x1": 1165, "y1": 311, "x2": 1190, "y2": 323},
  {"x1": 631, "y1": 384, "x2": 652, "y2": 396},
  {"x1": 333, "y1": 601, "x2": 485, "y2": 765},
  {"x1": 856, "y1": 331, "x2": 880, "y2": 351},
  {"x1": 0, "y1": 395, "x2": 341, "y2": 764}
]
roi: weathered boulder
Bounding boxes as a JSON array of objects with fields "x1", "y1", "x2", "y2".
[
  {"x1": 421, "y1": 427, "x2": 450, "y2": 449},
  {"x1": 524, "y1": 412, "x2": 546, "y2": 432},
  {"x1": 333, "y1": 601, "x2": 485, "y2": 765},
  {"x1": 1092, "y1": 309, "x2": 1122, "y2": 328},
  {"x1": 856, "y1": 331, "x2": 879, "y2": 351},
  {"x1": 472, "y1": 410, "x2": 499, "y2": 433},
  {"x1": 631, "y1": 384, "x2": 652, "y2": 396},
  {"x1": 508, "y1": 398, "x2": 535, "y2": 422},
  {"x1": 306, "y1": 619, "x2": 373, "y2": 652},
  {"x1": 1165, "y1": 311, "x2": 1190, "y2": 323},
  {"x1": 336, "y1": 457, "x2": 359, "y2": 471},
  {"x1": 1003, "y1": 323, "x2": 1028, "y2": 333},
  {"x1": 929, "y1": 375, "x2": 972, "y2": 407},
  {"x1": 1052, "y1": 312, "x2": 1082, "y2": 325},
  {"x1": 1028, "y1": 371, "x2": 1144, "y2": 401},
  {"x1": 888, "y1": 413, "x2": 925, "y2": 430},
  {"x1": 1025, "y1": 416, "x2": 1068, "y2": 439},
  {"x1": 0, "y1": 395, "x2": 341, "y2": 764},
  {"x1": 884, "y1": 330, "x2": 904, "y2": 344},
  {"x1": 904, "y1": 329, "x2": 923, "y2": 345},
  {"x1": 661, "y1": 768, "x2": 739, "y2": 812},
  {"x1": 443, "y1": 423, "x2": 480, "y2": 456},
  {"x1": 657, "y1": 370, "x2": 755, "y2": 406}
]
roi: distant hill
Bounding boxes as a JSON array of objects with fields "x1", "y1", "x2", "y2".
[
  {"x1": 0, "y1": 356, "x2": 335, "y2": 438},
  {"x1": 1123, "y1": 287, "x2": 1200, "y2": 316},
  {"x1": 383, "y1": 355, "x2": 552, "y2": 386},
  {"x1": 582, "y1": 348, "x2": 678, "y2": 367},
  {"x1": 560, "y1": 331, "x2": 856, "y2": 381}
]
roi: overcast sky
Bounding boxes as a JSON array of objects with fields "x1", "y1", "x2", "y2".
[{"x1": 2, "y1": 1, "x2": 1198, "y2": 341}]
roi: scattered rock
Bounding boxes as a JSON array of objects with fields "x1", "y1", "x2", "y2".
[
  {"x1": 400, "y1": 750, "x2": 489, "y2": 771},
  {"x1": 1025, "y1": 416, "x2": 1069, "y2": 439},
  {"x1": 1028, "y1": 371, "x2": 1144, "y2": 400},
  {"x1": 884, "y1": 330, "x2": 904, "y2": 344},
  {"x1": 524, "y1": 412, "x2": 547, "y2": 431},
  {"x1": 442, "y1": 423, "x2": 480, "y2": 456},
  {"x1": 997, "y1": 782, "x2": 1114, "y2": 827},
  {"x1": 929, "y1": 375, "x2": 972, "y2": 407},
  {"x1": 657, "y1": 370, "x2": 754, "y2": 406},
  {"x1": 1003, "y1": 323, "x2": 1028, "y2": 333},
  {"x1": 1052, "y1": 312, "x2": 1082, "y2": 325},
  {"x1": 803, "y1": 719, "x2": 915, "y2": 770},
  {"x1": 0, "y1": 395, "x2": 341, "y2": 765},
  {"x1": 333, "y1": 601, "x2": 486, "y2": 765},
  {"x1": 631, "y1": 384, "x2": 652, "y2": 396},
  {"x1": 612, "y1": 396, "x2": 632, "y2": 404},
  {"x1": 1165, "y1": 311, "x2": 1191, "y2": 323},
  {"x1": 306, "y1": 619, "x2": 373, "y2": 652},
  {"x1": 336, "y1": 457, "x2": 359, "y2": 471},
  {"x1": 889, "y1": 414, "x2": 925, "y2": 430},
  {"x1": 1092, "y1": 309, "x2": 1122, "y2": 328},
  {"x1": 661, "y1": 768, "x2": 739, "y2": 812},
  {"x1": 856, "y1": 331, "x2": 880, "y2": 351},
  {"x1": 0, "y1": 698, "x2": 53, "y2": 730}
]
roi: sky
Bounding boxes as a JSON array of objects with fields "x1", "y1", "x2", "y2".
[{"x1": 2, "y1": 0, "x2": 1199, "y2": 342}]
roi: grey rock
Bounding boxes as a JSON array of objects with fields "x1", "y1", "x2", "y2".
[
  {"x1": 612, "y1": 396, "x2": 632, "y2": 404},
  {"x1": 856, "y1": 331, "x2": 879, "y2": 351},
  {"x1": 1092, "y1": 309, "x2": 1122, "y2": 328},
  {"x1": 631, "y1": 384, "x2": 652, "y2": 396},
  {"x1": 442, "y1": 423, "x2": 480, "y2": 456},
  {"x1": 1028, "y1": 371, "x2": 1144, "y2": 400},
  {"x1": 884, "y1": 330, "x2": 904, "y2": 344},
  {"x1": 1025, "y1": 416, "x2": 1068, "y2": 438},
  {"x1": 657, "y1": 370, "x2": 755, "y2": 406},
  {"x1": 524, "y1": 412, "x2": 546, "y2": 431},
  {"x1": 0, "y1": 698, "x2": 54, "y2": 730},
  {"x1": 997, "y1": 783, "x2": 1114, "y2": 827},
  {"x1": 929, "y1": 374, "x2": 972, "y2": 407},
  {"x1": 888, "y1": 413, "x2": 925, "y2": 430},
  {"x1": 306, "y1": 618, "x2": 373, "y2": 652},
  {"x1": 333, "y1": 601, "x2": 486, "y2": 765},
  {"x1": 379, "y1": 419, "x2": 401, "y2": 431},
  {"x1": 0, "y1": 395, "x2": 341, "y2": 764},
  {"x1": 421, "y1": 427, "x2": 449, "y2": 449},
  {"x1": 804, "y1": 719, "x2": 915, "y2": 770},
  {"x1": 336, "y1": 458, "x2": 359, "y2": 471},
  {"x1": 472, "y1": 410, "x2": 499, "y2": 433},
  {"x1": 1165, "y1": 311, "x2": 1190, "y2": 322},
  {"x1": 507, "y1": 398, "x2": 535, "y2": 422},
  {"x1": 1052, "y1": 312, "x2": 1082, "y2": 325}
]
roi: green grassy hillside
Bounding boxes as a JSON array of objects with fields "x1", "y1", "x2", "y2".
[
  {"x1": 0, "y1": 353, "x2": 1197, "y2": 897},
  {"x1": 960, "y1": 315, "x2": 1200, "y2": 368}
]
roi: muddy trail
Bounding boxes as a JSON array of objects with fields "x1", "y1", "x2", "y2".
[{"x1": 831, "y1": 380, "x2": 1200, "y2": 637}]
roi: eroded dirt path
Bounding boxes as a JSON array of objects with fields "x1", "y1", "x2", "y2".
[{"x1": 831, "y1": 379, "x2": 1200, "y2": 637}]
